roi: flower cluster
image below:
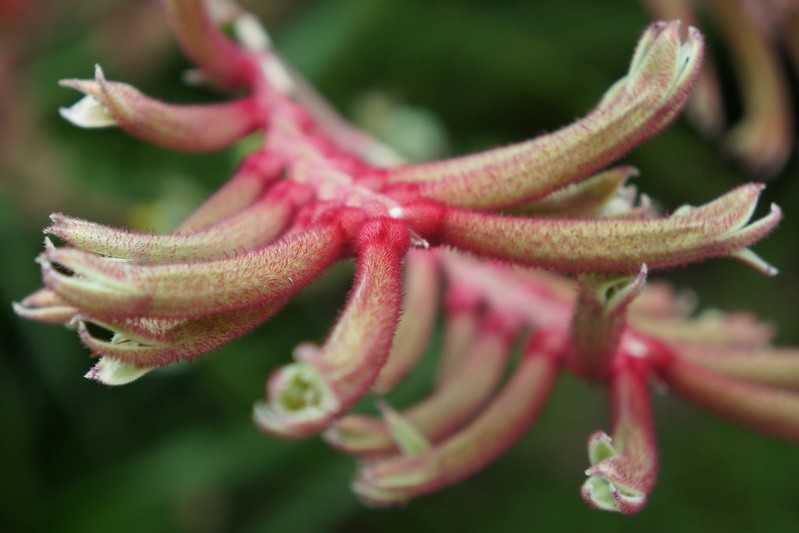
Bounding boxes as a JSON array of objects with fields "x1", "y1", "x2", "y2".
[
  {"x1": 643, "y1": 0, "x2": 799, "y2": 176},
  {"x1": 13, "y1": 0, "x2": 797, "y2": 515}
]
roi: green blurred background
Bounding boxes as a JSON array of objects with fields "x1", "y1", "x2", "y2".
[{"x1": 2, "y1": 1, "x2": 798, "y2": 532}]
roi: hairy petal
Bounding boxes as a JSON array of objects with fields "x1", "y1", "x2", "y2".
[
  {"x1": 372, "y1": 249, "x2": 440, "y2": 394},
  {"x1": 387, "y1": 22, "x2": 704, "y2": 209},
  {"x1": 327, "y1": 314, "x2": 517, "y2": 456},
  {"x1": 254, "y1": 219, "x2": 409, "y2": 438},
  {"x1": 46, "y1": 182, "x2": 309, "y2": 263},
  {"x1": 352, "y1": 333, "x2": 560, "y2": 506},
  {"x1": 641, "y1": 0, "x2": 725, "y2": 135},
  {"x1": 582, "y1": 360, "x2": 658, "y2": 514},
  {"x1": 438, "y1": 184, "x2": 781, "y2": 274},
  {"x1": 60, "y1": 66, "x2": 261, "y2": 152},
  {"x1": 75, "y1": 295, "x2": 290, "y2": 367},
  {"x1": 84, "y1": 356, "x2": 154, "y2": 386},
  {"x1": 42, "y1": 223, "x2": 344, "y2": 319}
]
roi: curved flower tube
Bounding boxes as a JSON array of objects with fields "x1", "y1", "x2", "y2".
[
  {"x1": 352, "y1": 332, "x2": 561, "y2": 506},
  {"x1": 46, "y1": 181, "x2": 310, "y2": 263},
  {"x1": 582, "y1": 358, "x2": 658, "y2": 514},
  {"x1": 372, "y1": 249, "x2": 440, "y2": 393},
  {"x1": 438, "y1": 184, "x2": 780, "y2": 274},
  {"x1": 387, "y1": 22, "x2": 704, "y2": 209},
  {"x1": 253, "y1": 219, "x2": 409, "y2": 438},
  {"x1": 41, "y1": 223, "x2": 344, "y2": 319},
  {"x1": 326, "y1": 312, "x2": 519, "y2": 456},
  {"x1": 60, "y1": 66, "x2": 263, "y2": 152}
]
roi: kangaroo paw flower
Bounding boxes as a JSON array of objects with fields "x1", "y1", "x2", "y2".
[
  {"x1": 75, "y1": 297, "x2": 289, "y2": 367},
  {"x1": 372, "y1": 249, "x2": 439, "y2": 394},
  {"x1": 327, "y1": 312, "x2": 518, "y2": 456},
  {"x1": 352, "y1": 333, "x2": 560, "y2": 506},
  {"x1": 46, "y1": 182, "x2": 309, "y2": 263},
  {"x1": 440, "y1": 184, "x2": 780, "y2": 274},
  {"x1": 643, "y1": 0, "x2": 795, "y2": 175},
  {"x1": 42, "y1": 223, "x2": 344, "y2": 319},
  {"x1": 387, "y1": 21, "x2": 703, "y2": 209},
  {"x1": 641, "y1": 0, "x2": 726, "y2": 135},
  {"x1": 60, "y1": 65, "x2": 261, "y2": 152},
  {"x1": 582, "y1": 359, "x2": 658, "y2": 514},
  {"x1": 14, "y1": 1, "x2": 798, "y2": 516},
  {"x1": 254, "y1": 219, "x2": 409, "y2": 438}
]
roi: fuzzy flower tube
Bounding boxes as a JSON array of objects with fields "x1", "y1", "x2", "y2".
[{"x1": 12, "y1": 0, "x2": 796, "y2": 514}]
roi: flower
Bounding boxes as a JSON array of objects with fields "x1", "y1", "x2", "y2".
[
  {"x1": 643, "y1": 0, "x2": 799, "y2": 176},
  {"x1": 12, "y1": 0, "x2": 793, "y2": 515}
]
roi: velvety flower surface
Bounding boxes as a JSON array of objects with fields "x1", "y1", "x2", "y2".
[{"x1": 13, "y1": 0, "x2": 797, "y2": 515}]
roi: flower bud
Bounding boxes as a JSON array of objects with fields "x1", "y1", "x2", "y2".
[
  {"x1": 327, "y1": 313, "x2": 518, "y2": 456},
  {"x1": 42, "y1": 224, "x2": 344, "y2": 319},
  {"x1": 75, "y1": 296, "x2": 289, "y2": 367},
  {"x1": 387, "y1": 21, "x2": 704, "y2": 209},
  {"x1": 60, "y1": 65, "x2": 261, "y2": 152},
  {"x1": 46, "y1": 182, "x2": 309, "y2": 263},
  {"x1": 440, "y1": 184, "x2": 781, "y2": 274},
  {"x1": 353, "y1": 333, "x2": 560, "y2": 506},
  {"x1": 372, "y1": 249, "x2": 439, "y2": 393},
  {"x1": 254, "y1": 219, "x2": 409, "y2": 438},
  {"x1": 581, "y1": 359, "x2": 658, "y2": 514}
]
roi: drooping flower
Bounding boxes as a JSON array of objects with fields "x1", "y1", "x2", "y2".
[{"x1": 12, "y1": 0, "x2": 795, "y2": 515}]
